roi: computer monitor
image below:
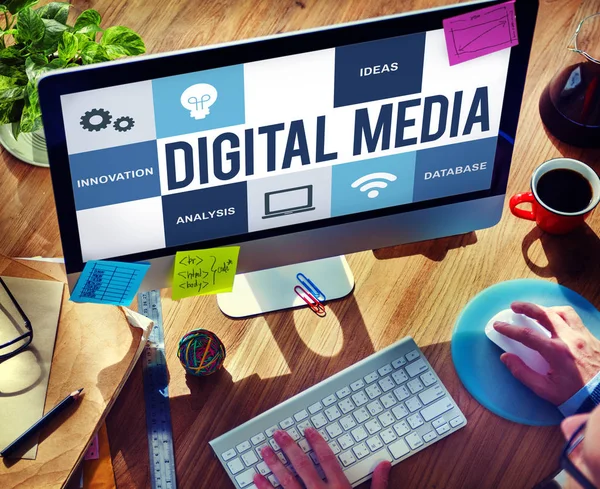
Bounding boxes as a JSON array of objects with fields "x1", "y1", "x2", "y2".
[{"x1": 39, "y1": 0, "x2": 538, "y2": 316}]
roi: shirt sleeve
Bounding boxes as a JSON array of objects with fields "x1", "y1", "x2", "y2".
[{"x1": 558, "y1": 370, "x2": 600, "y2": 417}]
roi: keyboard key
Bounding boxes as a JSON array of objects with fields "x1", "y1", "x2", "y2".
[
  {"x1": 256, "y1": 442, "x2": 269, "y2": 460},
  {"x1": 329, "y1": 440, "x2": 341, "y2": 454},
  {"x1": 392, "y1": 370, "x2": 408, "y2": 385},
  {"x1": 378, "y1": 376, "x2": 395, "y2": 392},
  {"x1": 405, "y1": 397, "x2": 423, "y2": 412},
  {"x1": 344, "y1": 450, "x2": 394, "y2": 484},
  {"x1": 222, "y1": 448, "x2": 237, "y2": 461},
  {"x1": 353, "y1": 442, "x2": 370, "y2": 459},
  {"x1": 311, "y1": 413, "x2": 328, "y2": 429},
  {"x1": 286, "y1": 427, "x2": 300, "y2": 441},
  {"x1": 276, "y1": 452, "x2": 287, "y2": 464},
  {"x1": 234, "y1": 468, "x2": 256, "y2": 487},
  {"x1": 392, "y1": 357, "x2": 407, "y2": 369},
  {"x1": 380, "y1": 428, "x2": 397, "y2": 444},
  {"x1": 366, "y1": 435, "x2": 384, "y2": 452},
  {"x1": 420, "y1": 397, "x2": 453, "y2": 421},
  {"x1": 326, "y1": 421, "x2": 343, "y2": 438},
  {"x1": 380, "y1": 393, "x2": 397, "y2": 409},
  {"x1": 265, "y1": 425, "x2": 278, "y2": 438},
  {"x1": 339, "y1": 398, "x2": 355, "y2": 414},
  {"x1": 323, "y1": 394, "x2": 337, "y2": 406},
  {"x1": 251, "y1": 433, "x2": 266, "y2": 445},
  {"x1": 351, "y1": 426, "x2": 368, "y2": 442},
  {"x1": 365, "y1": 419, "x2": 382, "y2": 434},
  {"x1": 339, "y1": 450, "x2": 357, "y2": 467},
  {"x1": 366, "y1": 400, "x2": 384, "y2": 416},
  {"x1": 353, "y1": 407, "x2": 370, "y2": 424},
  {"x1": 350, "y1": 379, "x2": 365, "y2": 391},
  {"x1": 298, "y1": 438, "x2": 311, "y2": 453},
  {"x1": 269, "y1": 438, "x2": 280, "y2": 451},
  {"x1": 407, "y1": 378, "x2": 424, "y2": 394},
  {"x1": 242, "y1": 450, "x2": 258, "y2": 466},
  {"x1": 336, "y1": 386, "x2": 352, "y2": 399},
  {"x1": 423, "y1": 431, "x2": 437, "y2": 443},
  {"x1": 392, "y1": 404, "x2": 408, "y2": 420},
  {"x1": 419, "y1": 384, "x2": 444, "y2": 405},
  {"x1": 432, "y1": 417, "x2": 446, "y2": 428},
  {"x1": 378, "y1": 364, "x2": 393, "y2": 376},
  {"x1": 406, "y1": 350, "x2": 420, "y2": 362},
  {"x1": 389, "y1": 439, "x2": 410, "y2": 459},
  {"x1": 236, "y1": 441, "x2": 251, "y2": 453},
  {"x1": 309, "y1": 402, "x2": 323, "y2": 414},
  {"x1": 268, "y1": 474, "x2": 281, "y2": 487},
  {"x1": 227, "y1": 457, "x2": 245, "y2": 474},
  {"x1": 450, "y1": 416, "x2": 464, "y2": 428},
  {"x1": 294, "y1": 410, "x2": 309, "y2": 422},
  {"x1": 406, "y1": 359, "x2": 427, "y2": 377},
  {"x1": 338, "y1": 433, "x2": 355, "y2": 450},
  {"x1": 407, "y1": 413, "x2": 424, "y2": 429},
  {"x1": 378, "y1": 412, "x2": 395, "y2": 427},
  {"x1": 318, "y1": 429, "x2": 330, "y2": 441},
  {"x1": 405, "y1": 432, "x2": 424, "y2": 450},
  {"x1": 420, "y1": 371, "x2": 436, "y2": 386},
  {"x1": 256, "y1": 461, "x2": 271, "y2": 476},
  {"x1": 352, "y1": 391, "x2": 369, "y2": 406},
  {"x1": 364, "y1": 371, "x2": 379, "y2": 384},
  {"x1": 393, "y1": 420, "x2": 410, "y2": 437},
  {"x1": 366, "y1": 384, "x2": 382, "y2": 399},
  {"x1": 297, "y1": 420, "x2": 312, "y2": 434},
  {"x1": 325, "y1": 406, "x2": 342, "y2": 421},
  {"x1": 393, "y1": 386, "x2": 410, "y2": 401},
  {"x1": 340, "y1": 415, "x2": 357, "y2": 431},
  {"x1": 436, "y1": 423, "x2": 451, "y2": 435},
  {"x1": 280, "y1": 417, "x2": 294, "y2": 429}
]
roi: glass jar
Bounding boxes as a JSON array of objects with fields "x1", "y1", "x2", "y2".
[{"x1": 539, "y1": 13, "x2": 600, "y2": 147}]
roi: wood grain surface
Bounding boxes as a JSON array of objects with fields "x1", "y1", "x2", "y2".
[{"x1": 1, "y1": 0, "x2": 600, "y2": 488}]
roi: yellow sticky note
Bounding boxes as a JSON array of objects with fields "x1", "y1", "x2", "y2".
[{"x1": 172, "y1": 247, "x2": 240, "y2": 300}]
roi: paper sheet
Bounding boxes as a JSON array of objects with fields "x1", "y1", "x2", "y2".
[
  {"x1": 172, "y1": 247, "x2": 240, "y2": 300},
  {"x1": 0, "y1": 277, "x2": 64, "y2": 459}
]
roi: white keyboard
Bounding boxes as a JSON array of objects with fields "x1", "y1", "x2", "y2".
[{"x1": 210, "y1": 337, "x2": 466, "y2": 488}]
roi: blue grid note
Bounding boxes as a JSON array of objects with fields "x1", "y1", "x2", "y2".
[{"x1": 70, "y1": 260, "x2": 150, "y2": 306}]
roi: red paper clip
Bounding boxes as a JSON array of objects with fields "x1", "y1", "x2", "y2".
[{"x1": 294, "y1": 285, "x2": 326, "y2": 317}]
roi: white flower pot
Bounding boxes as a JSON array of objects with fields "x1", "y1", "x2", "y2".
[{"x1": 0, "y1": 124, "x2": 49, "y2": 167}]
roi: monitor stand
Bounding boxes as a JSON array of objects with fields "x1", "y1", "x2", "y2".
[{"x1": 216, "y1": 256, "x2": 355, "y2": 318}]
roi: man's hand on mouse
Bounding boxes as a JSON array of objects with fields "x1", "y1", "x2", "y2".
[
  {"x1": 493, "y1": 301, "x2": 600, "y2": 405},
  {"x1": 253, "y1": 428, "x2": 391, "y2": 489}
]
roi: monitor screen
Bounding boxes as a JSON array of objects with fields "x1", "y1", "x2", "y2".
[{"x1": 58, "y1": 27, "x2": 509, "y2": 263}]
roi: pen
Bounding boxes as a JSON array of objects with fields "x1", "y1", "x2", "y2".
[{"x1": 1, "y1": 388, "x2": 84, "y2": 458}]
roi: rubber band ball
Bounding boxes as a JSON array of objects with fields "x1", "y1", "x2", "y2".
[{"x1": 177, "y1": 329, "x2": 226, "y2": 376}]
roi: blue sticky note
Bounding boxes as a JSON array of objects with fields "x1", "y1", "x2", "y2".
[{"x1": 70, "y1": 260, "x2": 150, "y2": 306}]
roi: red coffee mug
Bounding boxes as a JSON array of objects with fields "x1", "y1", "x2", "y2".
[{"x1": 509, "y1": 158, "x2": 600, "y2": 234}]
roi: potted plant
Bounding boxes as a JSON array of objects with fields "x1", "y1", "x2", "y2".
[{"x1": 0, "y1": 1, "x2": 145, "y2": 166}]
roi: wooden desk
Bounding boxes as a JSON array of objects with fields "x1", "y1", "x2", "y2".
[{"x1": 2, "y1": 0, "x2": 600, "y2": 488}]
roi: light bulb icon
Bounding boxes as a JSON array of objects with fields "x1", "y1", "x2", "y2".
[{"x1": 180, "y1": 83, "x2": 218, "y2": 120}]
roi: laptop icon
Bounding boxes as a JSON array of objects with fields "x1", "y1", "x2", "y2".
[{"x1": 262, "y1": 185, "x2": 315, "y2": 219}]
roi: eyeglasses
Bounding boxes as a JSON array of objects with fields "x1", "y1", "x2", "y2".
[
  {"x1": 0, "y1": 277, "x2": 33, "y2": 362},
  {"x1": 561, "y1": 421, "x2": 597, "y2": 489}
]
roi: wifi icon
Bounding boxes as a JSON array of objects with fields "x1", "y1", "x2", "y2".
[{"x1": 351, "y1": 172, "x2": 398, "y2": 198}]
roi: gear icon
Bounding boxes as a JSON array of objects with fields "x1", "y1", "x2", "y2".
[
  {"x1": 80, "y1": 108, "x2": 112, "y2": 132},
  {"x1": 113, "y1": 116, "x2": 135, "y2": 132}
]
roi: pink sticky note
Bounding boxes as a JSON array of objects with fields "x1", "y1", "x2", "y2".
[
  {"x1": 443, "y1": 0, "x2": 518, "y2": 66},
  {"x1": 84, "y1": 434, "x2": 99, "y2": 460}
]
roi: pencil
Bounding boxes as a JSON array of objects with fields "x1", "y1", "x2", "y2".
[{"x1": 0, "y1": 388, "x2": 84, "y2": 458}]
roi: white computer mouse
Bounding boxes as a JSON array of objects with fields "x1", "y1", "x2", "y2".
[{"x1": 485, "y1": 309, "x2": 551, "y2": 375}]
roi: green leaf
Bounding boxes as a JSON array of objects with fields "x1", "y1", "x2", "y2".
[
  {"x1": 76, "y1": 23, "x2": 102, "y2": 41},
  {"x1": 24, "y1": 54, "x2": 59, "y2": 83},
  {"x1": 0, "y1": 61, "x2": 27, "y2": 83},
  {"x1": 73, "y1": 9, "x2": 101, "y2": 31},
  {"x1": 0, "y1": 85, "x2": 25, "y2": 102},
  {"x1": 100, "y1": 26, "x2": 145, "y2": 59},
  {"x1": 34, "y1": 18, "x2": 68, "y2": 52},
  {"x1": 80, "y1": 42, "x2": 109, "y2": 64},
  {"x1": 0, "y1": 99, "x2": 23, "y2": 125},
  {"x1": 15, "y1": 7, "x2": 45, "y2": 43},
  {"x1": 35, "y1": 2, "x2": 70, "y2": 24},
  {"x1": 3, "y1": 0, "x2": 39, "y2": 15},
  {"x1": 17, "y1": 80, "x2": 41, "y2": 134},
  {"x1": 58, "y1": 30, "x2": 77, "y2": 63},
  {"x1": 0, "y1": 46, "x2": 25, "y2": 64}
]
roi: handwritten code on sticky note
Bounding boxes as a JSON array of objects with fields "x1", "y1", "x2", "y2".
[
  {"x1": 173, "y1": 247, "x2": 240, "y2": 300},
  {"x1": 443, "y1": 0, "x2": 518, "y2": 66},
  {"x1": 70, "y1": 260, "x2": 150, "y2": 306}
]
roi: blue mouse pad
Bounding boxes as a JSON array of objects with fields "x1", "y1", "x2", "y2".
[{"x1": 451, "y1": 279, "x2": 600, "y2": 426}]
